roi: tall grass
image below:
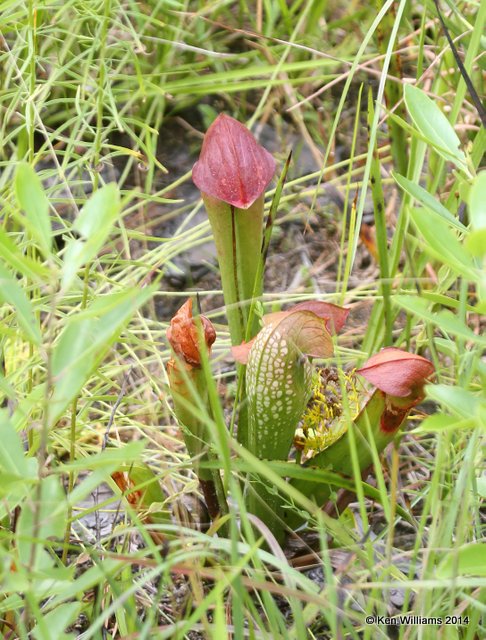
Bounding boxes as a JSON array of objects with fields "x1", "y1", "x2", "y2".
[{"x1": 0, "y1": 1, "x2": 484, "y2": 638}]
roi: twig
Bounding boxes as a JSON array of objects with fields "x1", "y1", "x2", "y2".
[
  {"x1": 94, "y1": 366, "x2": 133, "y2": 545},
  {"x1": 432, "y1": 0, "x2": 486, "y2": 127},
  {"x1": 102, "y1": 366, "x2": 133, "y2": 450}
]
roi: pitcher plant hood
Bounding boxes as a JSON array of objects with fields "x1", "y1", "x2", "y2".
[
  {"x1": 192, "y1": 114, "x2": 276, "y2": 209},
  {"x1": 356, "y1": 347, "x2": 434, "y2": 398}
]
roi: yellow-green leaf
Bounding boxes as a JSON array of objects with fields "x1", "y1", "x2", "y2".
[
  {"x1": 469, "y1": 171, "x2": 486, "y2": 230},
  {"x1": 437, "y1": 543, "x2": 486, "y2": 578},
  {"x1": 15, "y1": 163, "x2": 52, "y2": 256},
  {"x1": 404, "y1": 85, "x2": 468, "y2": 173},
  {"x1": 0, "y1": 264, "x2": 41, "y2": 344}
]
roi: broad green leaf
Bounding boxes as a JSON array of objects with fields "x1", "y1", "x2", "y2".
[
  {"x1": 425, "y1": 384, "x2": 483, "y2": 421},
  {"x1": 31, "y1": 602, "x2": 82, "y2": 640},
  {"x1": 476, "y1": 476, "x2": 486, "y2": 499},
  {"x1": 49, "y1": 286, "x2": 154, "y2": 425},
  {"x1": 0, "y1": 593, "x2": 23, "y2": 616},
  {"x1": 50, "y1": 320, "x2": 97, "y2": 423},
  {"x1": 404, "y1": 85, "x2": 468, "y2": 172},
  {"x1": 73, "y1": 182, "x2": 120, "y2": 238},
  {"x1": 120, "y1": 464, "x2": 168, "y2": 509},
  {"x1": 0, "y1": 368, "x2": 17, "y2": 400},
  {"x1": 469, "y1": 171, "x2": 486, "y2": 230},
  {"x1": 465, "y1": 228, "x2": 486, "y2": 256},
  {"x1": 61, "y1": 183, "x2": 120, "y2": 290},
  {"x1": 12, "y1": 383, "x2": 45, "y2": 432},
  {"x1": 409, "y1": 207, "x2": 476, "y2": 279},
  {"x1": 415, "y1": 413, "x2": 474, "y2": 432},
  {"x1": 111, "y1": 463, "x2": 170, "y2": 525},
  {"x1": 45, "y1": 559, "x2": 124, "y2": 607},
  {"x1": 61, "y1": 240, "x2": 85, "y2": 291},
  {"x1": 471, "y1": 125, "x2": 485, "y2": 169},
  {"x1": 246, "y1": 460, "x2": 410, "y2": 522},
  {"x1": 67, "y1": 470, "x2": 115, "y2": 509},
  {"x1": 0, "y1": 264, "x2": 41, "y2": 344},
  {"x1": 61, "y1": 440, "x2": 146, "y2": 472},
  {"x1": 15, "y1": 163, "x2": 52, "y2": 256},
  {"x1": 391, "y1": 295, "x2": 437, "y2": 323},
  {"x1": 393, "y1": 295, "x2": 486, "y2": 346},
  {"x1": 437, "y1": 543, "x2": 486, "y2": 578},
  {"x1": 0, "y1": 473, "x2": 36, "y2": 506},
  {"x1": 213, "y1": 594, "x2": 226, "y2": 640},
  {"x1": 476, "y1": 299, "x2": 486, "y2": 314},
  {"x1": 393, "y1": 172, "x2": 466, "y2": 231},
  {"x1": 433, "y1": 337, "x2": 458, "y2": 358},
  {"x1": 421, "y1": 291, "x2": 476, "y2": 313},
  {"x1": 0, "y1": 227, "x2": 49, "y2": 282},
  {"x1": 17, "y1": 475, "x2": 67, "y2": 571},
  {"x1": 435, "y1": 309, "x2": 486, "y2": 344},
  {"x1": 0, "y1": 410, "x2": 37, "y2": 479},
  {"x1": 64, "y1": 441, "x2": 146, "y2": 506}
]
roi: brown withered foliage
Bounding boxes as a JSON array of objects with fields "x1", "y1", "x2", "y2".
[{"x1": 166, "y1": 298, "x2": 216, "y2": 367}]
